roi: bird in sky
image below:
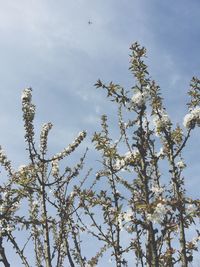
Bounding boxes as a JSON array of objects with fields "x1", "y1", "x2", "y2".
[{"x1": 88, "y1": 20, "x2": 92, "y2": 25}]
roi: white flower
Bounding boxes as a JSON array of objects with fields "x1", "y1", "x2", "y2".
[
  {"x1": 131, "y1": 91, "x2": 148, "y2": 108},
  {"x1": 153, "y1": 111, "x2": 170, "y2": 131},
  {"x1": 124, "y1": 151, "x2": 132, "y2": 159},
  {"x1": 117, "y1": 213, "x2": 123, "y2": 230},
  {"x1": 21, "y1": 88, "x2": 32, "y2": 102},
  {"x1": 124, "y1": 149, "x2": 139, "y2": 161},
  {"x1": 183, "y1": 106, "x2": 200, "y2": 128},
  {"x1": 153, "y1": 110, "x2": 171, "y2": 135},
  {"x1": 147, "y1": 203, "x2": 167, "y2": 224},
  {"x1": 52, "y1": 160, "x2": 59, "y2": 177},
  {"x1": 151, "y1": 185, "x2": 164, "y2": 196},
  {"x1": 191, "y1": 106, "x2": 200, "y2": 117},
  {"x1": 18, "y1": 165, "x2": 27, "y2": 172},
  {"x1": 0, "y1": 147, "x2": 12, "y2": 172},
  {"x1": 115, "y1": 158, "x2": 125, "y2": 170},
  {"x1": 156, "y1": 203, "x2": 167, "y2": 214},
  {"x1": 40, "y1": 123, "x2": 53, "y2": 153},
  {"x1": 183, "y1": 113, "x2": 195, "y2": 128},
  {"x1": 52, "y1": 131, "x2": 86, "y2": 160},
  {"x1": 6, "y1": 224, "x2": 14, "y2": 232},
  {"x1": 124, "y1": 209, "x2": 132, "y2": 222},
  {"x1": 176, "y1": 160, "x2": 186, "y2": 169}
]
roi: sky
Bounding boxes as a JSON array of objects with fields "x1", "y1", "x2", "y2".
[{"x1": 0, "y1": 0, "x2": 200, "y2": 266}]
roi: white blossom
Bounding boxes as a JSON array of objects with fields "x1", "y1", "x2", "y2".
[
  {"x1": 40, "y1": 122, "x2": 53, "y2": 153},
  {"x1": 124, "y1": 151, "x2": 132, "y2": 159},
  {"x1": 147, "y1": 203, "x2": 168, "y2": 224},
  {"x1": 153, "y1": 111, "x2": 171, "y2": 135},
  {"x1": 183, "y1": 106, "x2": 200, "y2": 128},
  {"x1": 131, "y1": 91, "x2": 148, "y2": 108},
  {"x1": 183, "y1": 113, "x2": 195, "y2": 128},
  {"x1": 123, "y1": 209, "x2": 132, "y2": 222},
  {"x1": 0, "y1": 147, "x2": 12, "y2": 173},
  {"x1": 151, "y1": 185, "x2": 164, "y2": 196},
  {"x1": 52, "y1": 159, "x2": 59, "y2": 177},
  {"x1": 176, "y1": 160, "x2": 186, "y2": 169},
  {"x1": 22, "y1": 88, "x2": 36, "y2": 141},
  {"x1": 191, "y1": 106, "x2": 200, "y2": 116},
  {"x1": 6, "y1": 224, "x2": 15, "y2": 232},
  {"x1": 52, "y1": 131, "x2": 86, "y2": 160},
  {"x1": 21, "y1": 88, "x2": 32, "y2": 102},
  {"x1": 115, "y1": 158, "x2": 125, "y2": 170},
  {"x1": 117, "y1": 213, "x2": 123, "y2": 230},
  {"x1": 124, "y1": 149, "x2": 139, "y2": 161},
  {"x1": 18, "y1": 165, "x2": 27, "y2": 172}
]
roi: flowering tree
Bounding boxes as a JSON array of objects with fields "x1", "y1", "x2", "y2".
[
  {"x1": 83, "y1": 43, "x2": 200, "y2": 267},
  {"x1": 0, "y1": 43, "x2": 200, "y2": 267},
  {"x1": 0, "y1": 88, "x2": 88, "y2": 267}
]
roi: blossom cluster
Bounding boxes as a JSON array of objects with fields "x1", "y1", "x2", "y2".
[
  {"x1": 0, "y1": 146, "x2": 12, "y2": 173},
  {"x1": 52, "y1": 131, "x2": 87, "y2": 160},
  {"x1": 112, "y1": 207, "x2": 133, "y2": 230},
  {"x1": 16, "y1": 164, "x2": 38, "y2": 186},
  {"x1": 18, "y1": 164, "x2": 27, "y2": 173},
  {"x1": 0, "y1": 194, "x2": 20, "y2": 215},
  {"x1": 114, "y1": 149, "x2": 140, "y2": 171},
  {"x1": 131, "y1": 91, "x2": 148, "y2": 108},
  {"x1": 147, "y1": 202, "x2": 169, "y2": 224},
  {"x1": 0, "y1": 222, "x2": 15, "y2": 237},
  {"x1": 40, "y1": 122, "x2": 53, "y2": 154},
  {"x1": 151, "y1": 185, "x2": 164, "y2": 197},
  {"x1": 176, "y1": 160, "x2": 186, "y2": 169},
  {"x1": 21, "y1": 88, "x2": 32, "y2": 102},
  {"x1": 153, "y1": 110, "x2": 171, "y2": 135},
  {"x1": 183, "y1": 106, "x2": 200, "y2": 129},
  {"x1": 21, "y1": 88, "x2": 36, "y2": 140},
  {"x1": 51, "y1": 159, "x2": 59, "y2": 177}
]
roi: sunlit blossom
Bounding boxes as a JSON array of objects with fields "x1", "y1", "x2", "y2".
[
  {"x1": 131, "y1": 91, "x2": 148, "y2": 108},
  {"x1": 183, "y1": 106, "x2": 200, "y2": 128},
  {"x1": 51, "y1": 159, "x2": 59, "y2": 177},
  {"x1": 176, "y1": 160, "x2": 186, "y2": 169},
  {"x1": 151, "y1": 185, "x2": 164, "y2": 196},
  {"x1": 153, "y1": 110, "x2": 171, "y2": 135},
  {"x1": 147, "y1": 203, "x2": 168, "y2": 224}
]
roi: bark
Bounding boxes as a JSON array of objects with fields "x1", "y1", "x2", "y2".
[{"x1": 0, "y1": 237, "x2": 10, "y2": 267}]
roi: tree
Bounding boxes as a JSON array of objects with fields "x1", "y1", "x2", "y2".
[
  {"x1": 0, "y1": 88, "x2": 88, "y2": 267},
  {"x1": 0, "y1": 43, "x2": 200, "y2": 267}
]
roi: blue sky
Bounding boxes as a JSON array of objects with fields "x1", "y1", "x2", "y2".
[{"x1": 0, "y1": 0, "x2": 200, "y2": 266}]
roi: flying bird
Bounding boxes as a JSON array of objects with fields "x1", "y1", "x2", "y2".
[{"x1": 88, "y1": 20, "x2": 92, "y2": 25}]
